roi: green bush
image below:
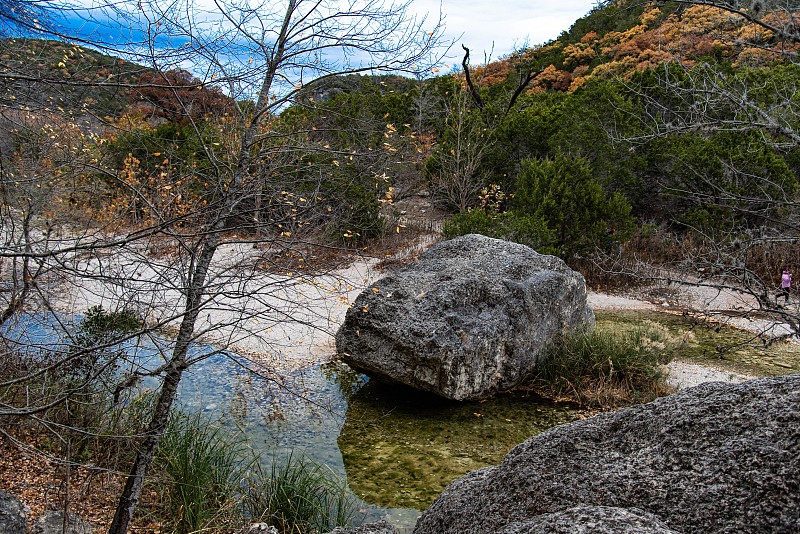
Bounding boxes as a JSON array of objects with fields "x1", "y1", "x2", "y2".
[
  {"x1": 442, "y1": 209, "x2": 557, "y2": 254},
  {"x1": 322, "y1": 177, "x2": 386, "y2": 243},
  {"x1": 67, "y1": 306, "x2": 141, "y2": 382},
  {"x1": 513, "y1": 153, "x2": 635, "y2": 258},
  {"x1": 649, "y1": 131, "x2": 797, "y2": 230}
]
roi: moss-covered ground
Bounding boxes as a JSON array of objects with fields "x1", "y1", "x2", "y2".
[{"x1": 595, "y1": 310, "x2": 800, "y2": 377}]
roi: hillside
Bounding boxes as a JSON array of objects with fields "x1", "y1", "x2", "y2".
[
  {"x1": 473, "y1": 0, "x2": 794, "y2": 93},
  {"x1": 0, "y1": 38, "x2": 153, "y2": 119}
]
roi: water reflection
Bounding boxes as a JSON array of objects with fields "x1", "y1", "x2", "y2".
[{"x1": 338, "y1": 381, "x2": 579, "y2": 510}]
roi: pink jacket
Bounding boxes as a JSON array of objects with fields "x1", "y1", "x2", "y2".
[{"x1": 782, "y1": 272, "x2": 792, "y2": 289}]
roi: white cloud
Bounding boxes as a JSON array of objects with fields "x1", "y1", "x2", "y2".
[{"x1": 413, "y1": 0, "x2": 597, "y2": 61}]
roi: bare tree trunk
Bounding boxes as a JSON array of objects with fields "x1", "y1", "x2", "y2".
[{"x1": 108, "y1": 236, "x2": 218, "y2": 534}]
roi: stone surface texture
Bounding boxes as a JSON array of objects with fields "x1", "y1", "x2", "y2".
[
  {"x1": 31, "y1": 510, "x2": 96, "y2": 534},
  {"x1": 413, "y1": 375, "x2": 800, "y2": 533},
  {"x1": 236, "y1": 524, "x2": 279, "y2": 534},
  {"x1": 326, "y1": 520, "x2": 399, "y2": 534},
  {"x1": 0, "y1": 491, "x2": 26, "y2": 534},
  {"x1": 496, "y1": 505, "x2": 680, "y2": 533},
  {"x1": 336, "y1": 234, "x2": 594, "y2": 400}
]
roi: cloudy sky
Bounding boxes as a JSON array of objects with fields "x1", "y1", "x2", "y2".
[
  {"x1": 413, "y1": 0, "x2": 599, "y2": 61},
  {"x1": 45, "y1": 0, "x2": 599, "y2": 82}
]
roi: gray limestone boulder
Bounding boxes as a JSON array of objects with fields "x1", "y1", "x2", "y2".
[
  {"x1": 496, "y1": 506, "x2": 680, "y2": 533},
  {"x1": 336, "y1": 234, "x2": 594, "y2": 400},
  {"x1": 326, "y1": 520, "x2": 398, "y2": 534},
  {"x1": 0, "y1": 491, "x2": 27, "y2": 534},
  {"x1": 32, "y1": 510, "x2": 96, "y2": 534},
  {"x1": 413, "y1": 374, "x2": 800, "y2": 533}
]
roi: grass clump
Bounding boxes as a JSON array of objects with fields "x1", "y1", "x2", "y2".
[
  {"x1": 530, "y1": 324, "x2": 678, "y2": 409},
  {"x1": 241, "y1": 451, "x2": 357, "y2": 534},
  {"x1": 154, "y1": 412, "x2": 251, "y2": 534}
]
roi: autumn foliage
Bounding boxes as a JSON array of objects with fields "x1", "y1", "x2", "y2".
[
  {"x1": 131, "y1": 69, "x2": 234, "y2": 123},
  {"x1": 471, "y1": 1, "x2": 800, "y2": 95}
]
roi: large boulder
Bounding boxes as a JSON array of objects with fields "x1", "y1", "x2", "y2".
[
  {"x1": 336, "y1": 234, "x2": 594, "y2": 400},
  {"x1": 413, "y1": 375, "x2": 800, "y2": 534}
]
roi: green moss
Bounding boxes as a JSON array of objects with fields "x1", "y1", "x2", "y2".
[
  {"x1": 338, "y1": 382, "x2": 578, "y2": 510},
  {"x1": 595, "y1": 310, "x2": 800, "y2": 376}
]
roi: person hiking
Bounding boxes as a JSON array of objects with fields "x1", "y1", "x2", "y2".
[{"x1": 776, "y1": 266, "x2": 792, "y2": 306}]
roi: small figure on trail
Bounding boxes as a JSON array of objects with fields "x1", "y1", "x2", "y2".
[{"x1": 776, "y1": 266, "x2": 792, "y2": 306}]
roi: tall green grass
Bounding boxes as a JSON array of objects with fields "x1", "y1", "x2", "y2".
[
  {"x1": 530, "y1": 325, "x2": 677, "y2": 408},
  {"x1": 241, "y1": 452, "x2": 358, "y2": 534},
  {"x1": 155, "y1": 412, "x2": 251, "y2": 534}
]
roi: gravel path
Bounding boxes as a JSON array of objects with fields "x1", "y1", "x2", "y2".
[{"x1": 587, "y1": 288, "x2": 785, "y2": 390}]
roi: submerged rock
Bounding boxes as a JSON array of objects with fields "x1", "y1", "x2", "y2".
[
  {"x1": 413, "y1": 375, "x2": 800, "y2": 533},
  {"x1": 336, "y1": 234, "x2": 593, "y2": 400}
]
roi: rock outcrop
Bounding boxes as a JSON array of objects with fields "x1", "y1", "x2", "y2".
[
  {"x1": 413, "y1": 375, "x2": 800, "y2": 533},
  {"x1": 336, "y1": 234, "x2": 594, "y2": 400}
]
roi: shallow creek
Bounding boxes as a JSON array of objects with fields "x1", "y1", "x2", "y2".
[{"x1": 178, "y1": 356, "x2": 579, "y2": 530}]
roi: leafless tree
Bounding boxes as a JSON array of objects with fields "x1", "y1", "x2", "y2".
[
  {"x1": 0, "y1": 0, "x2": 447, "y2": 531},
  {"x1": 428, "y1": 79, "x2": 492, "y2": 212}
]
